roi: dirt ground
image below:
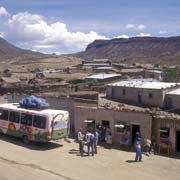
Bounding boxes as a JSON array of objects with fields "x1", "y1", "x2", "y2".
[{"x1": 0, "y1": 135, "x2": 180, "y2": 180}]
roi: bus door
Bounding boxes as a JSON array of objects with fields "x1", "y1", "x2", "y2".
[{"x1": 51, "y1": 113, "x2": 68, "y2": 140}]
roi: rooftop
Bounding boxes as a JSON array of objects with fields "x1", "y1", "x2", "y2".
[
  {"x1": 145, "y1": 70, "x2": 162, "y2": 74},
  {"x1": 167, "y1": 89, "x2": 180, "y2": 95},
  {"x1": 108, "y1": 79, "x2": 180, "y2": 89},
  {"x1": 94, "y1": 67, "x2": 113, "y2": 70},
  {"x1": 86, "y1": 73, "x2": 121, "y2": 80},
  {"x1": 83, "y1": 63, "x2": 110, "y2": 66}
]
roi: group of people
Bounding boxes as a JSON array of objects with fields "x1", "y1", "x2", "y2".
[
  {"x1": 78, "y1": 128, "x2": 153, "y2": 161},
  {"x1": 78, "y1": 128, "x2": 99, "y2": 156}
]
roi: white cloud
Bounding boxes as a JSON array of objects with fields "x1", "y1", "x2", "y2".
[
  {"x1": 6, "y1": 12, "x2": 108, "y2": 53},
  {"x1": 126, "y1": 23, "x2": 146, "y2": 30},
  {"x1": 159, "y1": 30, "x2": 167, "y2": 34},
  {"x1": 113, "y1": 34, "x2": 129, "y2": 39},
  {"x1": 0, "y1": 7, "x2": 10, "y2": 17},
  {"x1": 136, "y1": 33, "x2": 152, "y2": 37},
  {"x1": 137, "y1": 24, "x2": 145, "y2": 30},
  {"x1": 126, "y1": 24, "x2": 135, "y2": 29}
]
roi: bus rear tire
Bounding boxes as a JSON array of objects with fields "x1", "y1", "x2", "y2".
[{"x1": 23, "y1": 135, "x2": 29, "y2": 145}]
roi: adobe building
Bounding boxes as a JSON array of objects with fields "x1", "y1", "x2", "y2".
[
  {"x1": 74, "y1": 106, "x2": 152, "y2": 146},
  {"x1": 152, "y1": 113, "x2": 180, "y2": 154},
  {"x1": 106, "y1": 79, "x2": 180, "y2": 108}
]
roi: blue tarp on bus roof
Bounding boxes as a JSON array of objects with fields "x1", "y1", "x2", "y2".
[{"x1": 19, "y1": 95, "x2": 49, "y2": 109}]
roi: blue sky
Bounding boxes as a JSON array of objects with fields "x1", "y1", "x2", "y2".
[{"x1": 0, "y1": 0, "x2": 180, "y2": 54}]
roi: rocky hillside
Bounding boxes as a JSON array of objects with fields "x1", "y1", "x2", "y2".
[
  {"x1": 0, "y1": 37, "x2": 49, "y2": 63},
  {"x1": 75, "y1": 36, "x2": 180, "y2": 65}
]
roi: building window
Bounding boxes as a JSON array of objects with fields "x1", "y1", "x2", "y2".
[
  {"x1": 160, "y1": 128, "x2": 169, "y2": 138},
  {"x1": 122, "y1": 89, "x2": 126, "y2": 95},
  {"x1": 149, "y1": 93, "x2": 153, "y2": 99},
  {"x1": 160, "y1": 127, "x2": 170, "y2": 144},
  {"x1": 115, "y1": 121, "x2": 126, "y2": 133}
]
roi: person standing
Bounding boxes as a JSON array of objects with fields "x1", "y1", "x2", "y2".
[
  {"x1": 86, "y1": 131, "x2": 91, "y2": 156},
  {"x1": 90, "y1": 133, "x2": 95, "y2": 156},
  {"x1": 134, "y1": 132, "x2": 142, "y2": 162},
  {"x1": 86, "y1": 131, "x2": 95, "y2": 156},
  {"x1": 94, "y1": 129, "x2": 99, "y2": 154},
  {"x1": 143, "y1": 138, "x2": 151, "y2": 156},
  {"x1": 78, "y1": 128, "x2": 84, "y2": 156}
]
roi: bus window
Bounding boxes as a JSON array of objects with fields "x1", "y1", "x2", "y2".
[
  {"x1": 9, "y1": 111, "x2": 20, "y2": 123},
  {"x1": 0, "y1": 109, "x2": 9, "y2": 121},
  {"x1": 21, "y1": 113, "x2": 32, "y2": 126},
  {"x1": 33, "y1": 115, "x2": 46, "y2": 129}
]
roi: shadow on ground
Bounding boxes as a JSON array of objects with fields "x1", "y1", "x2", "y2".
[
  {"x1": 68, "y1": 148, "x2": 96, "y2": 157},
  {"x1": 0, "y1": 134, "x2": 63, "y2": 151},
  {"x1": 126, "y1": 160, "x2": 138, "y2": 163}
]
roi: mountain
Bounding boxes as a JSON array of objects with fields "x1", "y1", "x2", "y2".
[
  {"x1": 0, "y1": 37, "x2": 48, "y2": 62},
  {"x1": 75, "y1": 36, "x2": 180, "y2": 65}
]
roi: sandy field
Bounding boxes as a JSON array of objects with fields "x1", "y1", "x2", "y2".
[{"x1": 0, "y1": 135, "x2": 180, "y2": 180}]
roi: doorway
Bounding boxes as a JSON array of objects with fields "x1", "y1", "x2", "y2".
[
  {"x1": 167, "y1": 97, "x2": 173, "y2": 110},
  {"x1": 132, "y1": 125, "x2": 140, "y2": 145},
  {"x1": 176, "y1": 131, "x2": 180, "y2": 152},
  {"x1": 84, "y1": 119, "x2": 95, "y2": 132},
  {"x1": 101, "y1": 120, "x2": 110, "y2": 128},
  {"x1": 138, "y1": 94, "x2": 142, "y2": 104}
]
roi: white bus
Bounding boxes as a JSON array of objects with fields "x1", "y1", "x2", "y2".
[{"x1": 0, "y1": 103, "x2": 69, "y2": 144}]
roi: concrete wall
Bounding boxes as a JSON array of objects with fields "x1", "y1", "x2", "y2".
[{"x1": 74, "y1": 106, "x2": 152, "y2": 145}]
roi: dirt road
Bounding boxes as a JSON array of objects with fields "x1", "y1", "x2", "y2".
[{"x1": 0, "y1": 135, "x2": 180, "y2": 180}]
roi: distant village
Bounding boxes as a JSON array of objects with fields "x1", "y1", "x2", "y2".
[{"x1": 1, "y1": 58, "x2": 180, "y2": 155}]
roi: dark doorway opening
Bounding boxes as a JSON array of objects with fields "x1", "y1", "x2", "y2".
[
  {"x1": 101, "y1": 120, "x2": 110, "y2": 128},
  {"x1": 176, "y1": 131, "x2": 180, "y2": 152},
  {"x1": 86, "y1": 120, "x2": 95, "y2": 132},
  {"x1": 100, "y1": 120, "x2": 110, "y2": 142},
  {"x1": 138, "y1": 94, "x2": 142, "y2": 104},
  {"x1": 167, "y1": 97, "x2": 173, "y2": 110},
  {"x1": 132, "y1": 125, "x2": 140, "y2": 145}
]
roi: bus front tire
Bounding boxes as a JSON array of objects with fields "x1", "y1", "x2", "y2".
[{"x1": 23, "y1": 135, "x2": 29, "y2": 145}]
